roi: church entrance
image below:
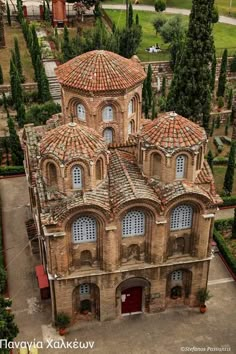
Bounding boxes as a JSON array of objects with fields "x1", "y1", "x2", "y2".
[{"x1": 121, "y1": 286, "x2": 142, "y2": 314}]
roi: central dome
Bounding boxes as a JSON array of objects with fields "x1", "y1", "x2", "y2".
[
  {"x1": 55, "y1": 50, "x2": 146, "y2": 92},
  {"x1": 40, "y1": 122, "x2": 107, "y2": 162}
]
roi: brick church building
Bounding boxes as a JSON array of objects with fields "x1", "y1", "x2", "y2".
[{"x1": 22, "y1": 50, "x2": 221, "y2": 322}]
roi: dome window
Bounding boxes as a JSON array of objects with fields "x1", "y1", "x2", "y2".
[
  {"x1": 103, "y1": 128, "x2": 113, "y2": 144},
  {"x1": 128, "y1": 100, "x2": 134, "y2": 116},
  {"x1": 128, "y1": 120, "x2": 134, "y2": 135},
  {"x1": 170, "y1": 205, "x2": 193, "y2": 231},
  {"x1": 72, "y1": 216, "x2": 97, "y2": 243},
  {"x1": 72, "y1": 165, "x2": 82, "y2": 189},
  {"x1": 77, "y1": 104, "x2": 86, "y2": 121},
  {"x1": 176, "y1": 155, "x2": 186, "y2": 179},
  {"x1": 122, "y1": 210, "x2": 145, "y2": 237},
  {"x1": 102, "y1": 106, "x2": 113, "y2": 122}
]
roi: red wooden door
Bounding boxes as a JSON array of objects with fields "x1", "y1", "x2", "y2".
[{"x1": 121, "y1": 287, "x2": 142, "y2": 314}]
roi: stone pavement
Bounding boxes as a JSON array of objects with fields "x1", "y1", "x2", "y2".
[{"x1": 1, "y1": 177, "x2": 236, "y2": 354}]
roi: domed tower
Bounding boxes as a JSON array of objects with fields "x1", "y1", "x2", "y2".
[
  {"x1": 39, "y1": 122, "x2": 108, "y2": 195},
  {"x1": 55, "y1": 50, "x2": 146, "y2": 145},
  {"x1": 139, "y1": 112, "x2": 208, "y2": 183}
]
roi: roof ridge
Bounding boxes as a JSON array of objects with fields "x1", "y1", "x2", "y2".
[{"x1": 114, "y1": 150, "x2": 137, "y2": 198}]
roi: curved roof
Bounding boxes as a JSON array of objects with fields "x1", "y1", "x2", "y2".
[
  {"x1": 40, "y1": 122, "x2": 107, "y2": 162},
  {"x1": 140, "y1": 112, "x2": 207, "y2": 152},
  {"x1": 55, "y1": 50, "x2": 146, "y2": 92}
]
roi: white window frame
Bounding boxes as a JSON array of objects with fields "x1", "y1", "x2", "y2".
[
  {"x1": 122, "y1": 210, "x2": 145, "y2": 237},
  {"x1": 128, "y1": 121, "x2": 133, "y2": 135},
  {"x1": 79, "y1": 284, "x2": 90, "y2": 295},
  {"x1": 170, "y1": 205, "x2": 193, "y2": 231},
  {"x1": 128, "y1": 100, "x2": 133, "y2": 116},
  {"x1": 102, "y1": 106, "x2": 113, "y2": 122},
  {"x1": 176, "y1": 155, "x2": 186, "y2": 179},
  {"x1": 72, "y1": 216, "x2": 97, "y2": 243},
  {"x1": 103, "y1": 128, "x2": 113, "y2": 144},
  {"x1": 72, "y1": 166, "x2": 82, "y2": 189},
  {"x1": 77, "y1": 104, "x2": 86, "y2": 121}
]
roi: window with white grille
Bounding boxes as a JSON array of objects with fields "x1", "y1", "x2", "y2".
[
  {"x1": 77, "y1": 104, "x2": 86, "y2": 121},
  {"x1": 128, "y1": 121, "x2": 134, "y2": 135},
  {"x1": 79, "y1": 284, "x2": 90, "y2": 295},
  {"x1": 122, "y1": 210, "x2": 145, "y2": 237},
  {"x1": 102, "y1": 106, "x2": 113, "y2": 122},
  {"x1": 170, "y1": 205, "x2": 193, "y2": 230},
  {"x1": 176, "y1": 155, "x2": 186, "y2": 179},
  {"x1": 103, "y1": 128, "x2": 113, "y2": 144},
  {"x1": 171, "y1": 270, "x2": 183, "y2": 281},
  {"x1": 72, "y1": 166, "x2": 82, "y2": 189},
  {"x1": 72, "y1": 216, "x2": 97, "y2": 243},
  {"x1": 128, "y1": 100, "x2": 133, "y2": 116}
]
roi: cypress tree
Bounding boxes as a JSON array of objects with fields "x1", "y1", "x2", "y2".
[
  {"x1": 161, "y1": 76, "x2": 166, "y2": 97},
  {"x1": 128, "y1": 3, "x2": 133, "y2": 28},
  {"x1": 6, "y1": 1, "x2": 11, "y2": 26},
  {"x1": 151, "y1": 99, "x2": 156, "y2": 120},
  {"x1": 166, "y1": 0, "x2": 215, "y2": 130},
  {"x1": 2, "y1": 93, "x2": 9, "y2": 118},
  {"x1": 7, "y1": 117, "x2": 24, "y2": 165},
  {"x1": 14, "y1": 37, "x2": 24, "y2": 82},
  {"x1": 207, "y1": 150, "x2": 214, "y2": 171},
  {"x1": 0, "y1": 64, "x2": 3, "y2": 84},
  {"x1": 217, "y1": 49, "x2": 228, "y2": 98},
  {"x1": 62, "y1": 26, "x2": 73, "y2": 62},
  {"x1": 211, "y1": 51, "x2": 216, "y2": 92},
  {"x1": 16, "y1": 102, "x2": 26, "y2": 128},
  {"x1": 9, "y1": 59, "x2": 16, "y2": 102},
  {"x1": 146, "y1": 64, "x2": 153, "y2": 108},
  {"x1": 227, "y1": 88, "x2": 233, "y2": 109},
  {"x1": 223, "y1": 141, "x2": 235, "y2": 196},
  {"x1": 38, "y1": 65, "x2": 51, "y2": 103},
  {"x1": 210, "y1": 118, "x2": 215, "y2": 137},
  {"x1": 232, "y1": 208, "x2": 236, "y2": 239},
  {"x1": 135, "y1": 14, "x2": 139, "y2": 25}
]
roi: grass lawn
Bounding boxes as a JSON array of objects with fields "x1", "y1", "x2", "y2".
[
  {"x1": 104, "y1": 0, "x2": 236, "y2": 17},
  {"x1": 106, "y1": 9, "x2": 236, "y2": 61},
  {"x1": 213, "y1": 165, "x2": 236, "y2": 195},
  {"x1": 0, "y1": 24, "x2": 34, "y2": 84}
]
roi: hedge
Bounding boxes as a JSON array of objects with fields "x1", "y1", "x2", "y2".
[
  {"x1": 213, "y1": 227, "x2": 236, "y2": 275},
  {"x1": 221, "y1": 136, "x2": 231, "y2": 145},
  {"x1": 214, "y1": 136, "x2": 224, "y2": 152},
  {"x1": 214, "y1": 218, "x2": 233, "y2": 231},
  {"x1": 0, "y1": 166, "x2": 25, "y2": 176},
  {"x1": 221, "y1": 196, "x2": 236, "y2": 207}
]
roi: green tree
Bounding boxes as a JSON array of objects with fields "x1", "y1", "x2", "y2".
[
  {"x1": 0, "y1": 297, "x2": 19, "y2": 345},
  {"x1": 62, "y1": 25, "x2": 73, "y2": 62},
  {"x1": 217, "y1": 49, "x2": 228, "y2": 98},
  {"x1": 230, "y1": 54, "x2": 236, "y2": 73},
  {"x1": 14, "y1": 37, "x2": 24, "y2": 82},
  {"x1": 118, "y1": 24, "x2": 142, "y2": 58},
  {"x1": 155, "y1": 0, "x2": 166, "y2": 12},
  {"x1": 153, "y1": 15, "x2": 166, "y2": 35},
  {"x1": 37, "y1": 65, "x2": 51, "y2": 103},
  {"x1": 227, "y1": 88, "x2": 233, "y2": 109},
  {"x1": 212, "y1": 6, "x2": 219, "y2": 24},
  {"x1": 2, "y1": 92, "x2": 9, "y2": 118},
  {"x1": 25, "y1": 101, "x2": 61, "y2": 126},
  {"x1": 94, "y1": 2, "x2": 102, "y2": 19},
  {"x1": 207, "y1": 150, "x2": 214, "y2": 171},
  {"x1": 161, "y1": 76, "x2": 166, "y2": 97},
  {"x1": 9, "y1": 60, "x2": 23, "y2": 109},
  {"x1": 7, "y1": 117, "x2": 24, "y2": 165},
  {"x1": 135, "y1": 14, "x2": 139, "y2": 25},
  {"x1": 210, "y1": 118, "x2": 215, "y2": 137},
  {"x1": 16, "y1": 102, "x2": 26, "y2": 128},
  {"x1": 223, "y1": 141, "x2": 235, "y2": 195},
  {"x1": 44, "y1": 3, "x2": 51, "y2": 23},
  {"x1": 151, "y1": 99, "x2": 156, "y2": 120},
  {"x1": 0, "y1": 64, "x2": 3, "y2": 84},
  {"x1": 0, "y1": 267, "x2": 6, "y2": 293},
  {"x1": 216, "y1": 115, "x2": 221, "y2": 128},
  {"x1": 166, "y1": 0, "x2": 215, "y2": 130},
  {"x1": 6, "y1": 1, "x2": 11, "y2": 26},
  {"x1": 211, "y1": 51, "x2": 216, "y2": 92},
  {"x1": 146, "y1": 64, "x2": 153, "y2": 108},
  {"x1": 128, "y1": 2, "x2": 133, "y2": 28},
  {"x1": 232, "y1": 208, "x2": 236, "y2": 239}
]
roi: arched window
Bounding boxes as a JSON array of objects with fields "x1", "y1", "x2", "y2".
[
  {"x1": 128, "y1": 100, "x2": 134, "y2": 116},
  {"x1": 176, "y1": 155, "x2": 186, "y2": 179},
  {"x1": 80, "y1": 284, "x2": 90, "y2": 295},
  {"x1": 77, "y1": 104, "x2": 86, "y2": 121},
  {"x1": 72, "y1": 165, "x2": 82, "y2": 189},
  {"x1": 171, "y1": 270, "x2": 183, "y2": 281},
  {"x1": 96, "y1": 159, "x2": 103, "y2": 181},
  {"x1": 72, "y1": 216, "x2": 97, "y2": 243},
  {"x1": 197, "y1": 147, "x2": 202, "y2": 170},
  {"x1": 128, "y1": 120, "x2": 134, "y2": 135},
  {"x1": 102, "y1": 106, "x2": 113, "y2": 122},
  {"x1": 103, "y1": 128, "x2": 113, "y2": 144},
  {"x1": 122, "y1": 210, "x2": 145, "y2": 237},
  {"x1": 170, "y1": 205, "x2": 193, "y2": 230},
  {"x1": 47, "y1": 163, "x2": 57, "y2": 187},
  {"x1": 151, "y1": 153, "x2": 161, "y2": 177}
]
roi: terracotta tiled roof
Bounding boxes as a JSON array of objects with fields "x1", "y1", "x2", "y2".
[
  {"x1": 55, "y1": 50, "x2": 146, "y2": 92},
  {"x1": 109, "y1": 150, "x2": 161, "y2": 211},
  {"x1": 140, "y1": 112, "x2": 207, "y2": 152},
  {"x1": 195, "y1": 161, "x2": 213, "y2": 185},
  {"x1": 40, "y1": 122, "x2": 107, "y2": 162}
]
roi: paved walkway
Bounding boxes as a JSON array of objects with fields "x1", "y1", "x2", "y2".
[
  {"x1": 1, "y1": 176, "x2": 236, "y2": 354},
  {"x1": 102, "y1": 4, "x2": 236, "y2": 26}
]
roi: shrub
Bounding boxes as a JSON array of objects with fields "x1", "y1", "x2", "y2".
[
  {"x1": 0, "y1": 267, "x2": 6, "y2": 294},
  {"x1": 230, "y1": 54, "x2": 236, "y2": 72},
  {"x1": 56, "y1": 313, "x2": 70, "y2": 329},
  {"x1": 26, "y1": 101, "x2": 61, "y2": 126},
  {"x1": 155, "y1": 0, "x2": 166, "y2": 12},
  {"x1": 221, "y1": 196, "x2": 236, "y2": 207},
  {"x1": 214, "y1": 136, "x2": 224, "y2": 153},
  {"x1": 0, "y1": 166, "x2": 25, "y2": 176},
  {"x1": 217, "y1": 96, "x2": 224, "y2": 109},
  {"x1": 214, "y1": 227, "x2": 236, "y2": 274}
]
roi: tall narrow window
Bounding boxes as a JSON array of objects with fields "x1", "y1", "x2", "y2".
[
  {"x1": 47, "y1": 163, "x2": 57, "y2": 187},
  {"x1": 102, "y1": 106, "x2": 113, "y2": 122},
  {"x1": 96, "y1": 159, "x2": 103, "y2": 181},
  {"x1": 72, "y1": 216, "x2": 97, "y2": 243},
  {"x1": 103, "y1": 128, "x2": 113, "y2": 144},
  {"x1": 77, "y1": 104, "x2": 86, "y2": 121},
  {"x1": 176, "y1": 155, "x2": 186, "y2": 179},
  {"x1": 122, "y1": 210, "x2": 145, "y2": 237},
  {"x1": 128, "y1": 120, "x2": 134, "y2": 135},
  {"x1": 128, "y1": 100, "x2": 133, "y2": 116},
  {"x1": 170, "y1": 205, "x2": 193, "y2": 230},
  {"x1": 72, "y1": 165, "x2": 82, "y2": 189},
  {"x1": 151, "y1": 153, "x2": 161, "y2": 177}
]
